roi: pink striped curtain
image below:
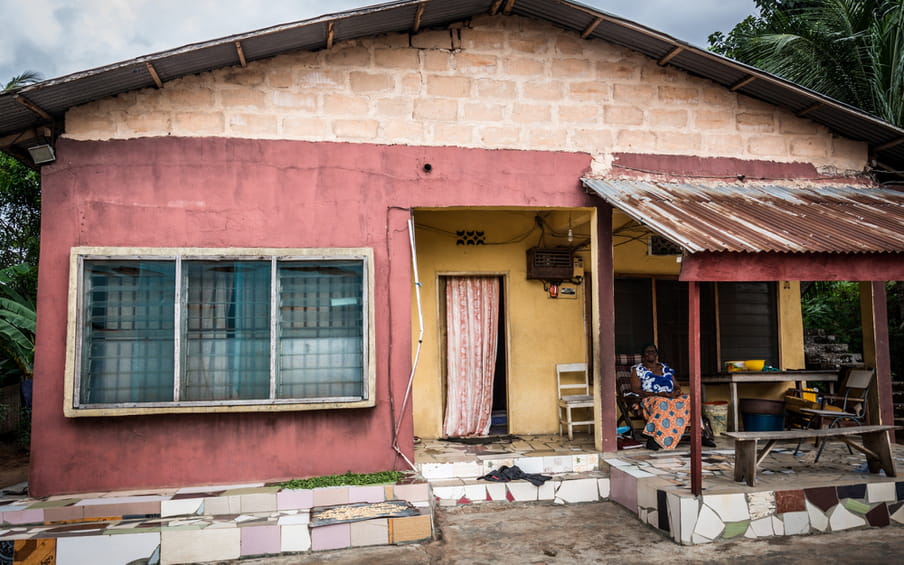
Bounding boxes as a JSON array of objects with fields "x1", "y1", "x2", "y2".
[{"x1": 443, "y1": 277, "x2": 500, "y2": 437}]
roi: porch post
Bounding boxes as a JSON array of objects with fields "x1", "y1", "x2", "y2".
[
  {"x1": 595, "y1": 203, "x2": 617, "y2": 453},
  {"x1": 869, "y1": 282, "x2": 895, "y2": 443},
  {"x1": 688, "y1": 281, "x2": 702, "y2": 496}
]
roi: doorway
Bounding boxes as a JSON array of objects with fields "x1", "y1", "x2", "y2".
[{"x1": 440, "y1": 275, "x2": 507, "y2": 437}]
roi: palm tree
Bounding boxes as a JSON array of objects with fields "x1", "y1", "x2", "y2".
[
  {"x1": 711, "y1": 0, "x2": 904, "y2": 127},
  {"x1": 3, "y1": 71, "x2": 43, "y2": 92}
]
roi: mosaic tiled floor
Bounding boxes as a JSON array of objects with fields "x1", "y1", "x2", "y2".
[
  {"x1": 415, "y1": 432, "x2": 904, "y2": 494},
  {"x1": 414, "y1": 432, "x2": 904, "y2": 544}
]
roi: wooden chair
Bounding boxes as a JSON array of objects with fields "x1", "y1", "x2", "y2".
[
  {"x1": 793, "y1": 368, "x2": 875, "y2": 459},
  {"x1": 615, "y1": 354, "x2": 645, "y2": 439},
  {"x1": 556, "y1": 363, "x2": 594, "y2": 440},
  {"x1": 817, "y1": 368, "x2": 874, "y2": 425},
  {"x1": 614, "y1": 353, "x2": 714, "y2": 444}
]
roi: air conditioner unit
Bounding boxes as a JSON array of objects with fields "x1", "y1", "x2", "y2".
[{"x1": 526, "y1": 247, "x2": 573, "y2": 280}]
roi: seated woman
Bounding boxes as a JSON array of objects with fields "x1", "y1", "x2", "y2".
[{"x1": 630, "y1": 344, "x2": 716, "y2": 451}]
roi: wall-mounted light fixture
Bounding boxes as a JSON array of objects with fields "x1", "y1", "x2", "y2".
[{"x1": 24, "y1": 138, "x2": 56, "y2": 165}]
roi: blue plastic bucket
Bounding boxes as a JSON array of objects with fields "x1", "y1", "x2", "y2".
[{"x1": 741, "y1": 412, "x2": 784, "y2": 432}]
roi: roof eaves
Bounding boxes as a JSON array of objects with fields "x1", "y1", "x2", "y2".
[{"x1": 4, "y1": 0, "x2": 904, "y2": 171}]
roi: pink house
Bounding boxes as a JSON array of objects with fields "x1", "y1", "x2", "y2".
[{"x1": 1, "y1": 0, "x2": 903, "y2": 498}]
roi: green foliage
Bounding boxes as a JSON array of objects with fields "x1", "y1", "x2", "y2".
[
  {"x1": 2, "y1": 71, "x2": 43, "y2": 92},
  {"x1": 0, "y1": 153, "x2": 40, "y2": 298},
  {"x1": 0, "y1": 264, "x2": 36, "y2": 383},
  {"x1": 279, "y1": 470, "x2": 405, "y2": 490},
  {"x1": 709, "y1": 0, "x2": 904, "y2": 127},
  {"x1": 802, "y1": 281, "x2": 904, "y2": 379},
  {"x1": 801, "y1": 281, "x2": 863, "y2": 352}
]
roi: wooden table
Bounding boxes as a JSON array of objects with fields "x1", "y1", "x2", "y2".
[
  {"x1": 722, "y1": 425, "x2": 899, "y2": 486},
  {"x1": 702, "y1": 370, "x2": 839, "y2": 431}
]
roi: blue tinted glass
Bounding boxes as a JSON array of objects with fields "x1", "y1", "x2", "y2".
[{"x1": 80, "y1": 261, "x2": 175, "y2": 404}]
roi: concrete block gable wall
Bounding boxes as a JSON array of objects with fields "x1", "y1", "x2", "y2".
[{"x1": 63, "y1": 14, "x2": 867, "y2": 177}]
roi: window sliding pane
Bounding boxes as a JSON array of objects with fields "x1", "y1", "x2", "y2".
[
  {"x1": 183, "y1": 261, "x2": 271, "y2": 401},
  {"x1": 80, "y1": 261, "x2": 175, "y2": 404},
  {"x1": 277, "y1": 261, "x2": 364, "y2": 399}
]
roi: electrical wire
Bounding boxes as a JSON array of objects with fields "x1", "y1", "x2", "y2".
[{"x1": 414, "y1": 221, "x2": 539, "y2": 245}]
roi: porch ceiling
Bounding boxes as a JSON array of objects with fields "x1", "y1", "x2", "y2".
[{"x1": 583, "y1": 179, "x2": 904, "y2": 256}]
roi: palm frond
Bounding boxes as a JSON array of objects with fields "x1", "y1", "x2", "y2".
[{"x1": 3, "y1": 71, "x2": 43, "y2": 92}]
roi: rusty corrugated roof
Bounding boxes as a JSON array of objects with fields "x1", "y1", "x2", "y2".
[{"x1": 582, "y1": 179, "x2": 904, "y2": 254}]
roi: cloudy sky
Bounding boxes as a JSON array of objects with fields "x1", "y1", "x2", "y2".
[{"x1": 0, "y1": 0, "x2": 757, "y2": 85}]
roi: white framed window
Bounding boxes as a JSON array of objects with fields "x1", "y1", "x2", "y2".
[{"x1": 64, "y1": 247, "x2": 375, "y2": 416}]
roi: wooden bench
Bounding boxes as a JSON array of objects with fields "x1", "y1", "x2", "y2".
[{"x1": 722, "y1": 425, "x2": 900, "y2": 486}]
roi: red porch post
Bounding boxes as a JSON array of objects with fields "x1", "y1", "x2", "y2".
[
  {"x1": 596, "y1": 203, "x2": 617, "y2": 453},
  {"x1": 871, "y1": 282, "x2": 895, "y2": 443},
  {"x1": 688, "y1": 281, "x2": 703, "y2": 495}
]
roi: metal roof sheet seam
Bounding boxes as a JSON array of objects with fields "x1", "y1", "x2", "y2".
[{"x1": 582, "y1": 178, "x2": 904, "y2": 255}]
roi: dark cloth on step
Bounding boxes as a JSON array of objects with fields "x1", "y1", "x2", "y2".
[{"x1": 478, "y1": 465, "x2": 552, "y2": 486}]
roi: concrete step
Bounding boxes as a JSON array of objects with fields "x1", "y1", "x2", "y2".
[
  {"x1": 417, "y1": 451, "x2": 600, "y2": 482},
  {"x1": 417, "y1": 451, "x2": 606, "y2": 507},
  {"x1": 429, "y1": 473, "x2": 608, "y2": 506}
]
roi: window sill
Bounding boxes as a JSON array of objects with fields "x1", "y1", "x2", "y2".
[{"x1": 64, "y1": 397, "x2": 375, "y2": 417}]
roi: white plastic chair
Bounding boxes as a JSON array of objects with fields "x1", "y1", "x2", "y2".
[{"x1": 556, "y1": 363, "x2": 594, "y2": 440}]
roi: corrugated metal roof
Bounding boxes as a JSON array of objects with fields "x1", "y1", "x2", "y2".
[
  {"x1": 3, "y1": 0, "x2": 904, "y2": 172},
  {"x1": 582, "y1": 179, "x2": 904, "y2": 254}
]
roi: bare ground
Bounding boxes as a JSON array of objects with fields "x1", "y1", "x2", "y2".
[{"x1": 0, "y1": 439, "x2": 28, "y2": 490}]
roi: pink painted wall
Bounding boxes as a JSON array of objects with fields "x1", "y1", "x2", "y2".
[{"x1": 31, "y1": 137, "x2": 594, "y2": 496}]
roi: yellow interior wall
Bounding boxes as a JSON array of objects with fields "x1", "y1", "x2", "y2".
[
  {"x1": 411, "y1": 208, "x2": 811, "y2": 438},
  {"x1": 612, "y1": 210, "x2": 682, "y2": 276},
  {"x1": 411, "y1": 209, "x2": 594, "y2": 438},
  {"x1": 778, "y1": 281, "x2": 806, "y2": 370}
]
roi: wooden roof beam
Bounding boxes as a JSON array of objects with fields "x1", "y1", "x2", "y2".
[
  {"x1": 489, "y1": 0, "x2": 504, "y2": 15},
  {"x1": 729, "y1": 75, "x2": 757, "y2": 91},
  {"x1": 658, "y1": 46, "x2": 684, "y2": 66},
  {"x1": 502, "y1": 0, "x2": 516, "y2": 15},
  {"x1": 13, "y1": 95, "x2": 52, "y2": 121},
  {"x1": 145, "y1": 62, "x2": 163, "y2": 88},
  {"x1": 412, "y1": 4, "x2": 425, "y2": 34},
  {"x1": 875, "y1": 138, "x2": 904, "y2": 152},
  {"x1": 234, "y1": 41, "x2": 247, "y2": 67},
  {"x1": 327, "y1": 22, "x2": 335, "y2": 49},
  {"x1": 796, "y1": 102, "x2": 822, "y2": 117},
  {"x1": 581, "y1": 17, "x2": 603, "y2": 39}
]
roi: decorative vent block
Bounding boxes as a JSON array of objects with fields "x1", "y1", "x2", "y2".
[
  {"x1": 649, "y1": 235, "x2": 682, "y2": 256},
  {"x1": 456, "y1": 230, "x2": 486, "y2": 246}
]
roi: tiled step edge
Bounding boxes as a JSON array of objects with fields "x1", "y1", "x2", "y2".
[
  {"x1": 0, "y1": 507, "x2": 435, "y2": 563},
  {"x1": 0, "y1": 481, "x2": 433, "y2": 526},
  {"x1": 430, "y1": 473, "x2": 610, "y2": 506},
  {"x1": 0, "y1": 482, "x2": 436, "y2": 564},
  {"x1": 418, "y1": 452, "x2": 601, "y2": 481}
]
